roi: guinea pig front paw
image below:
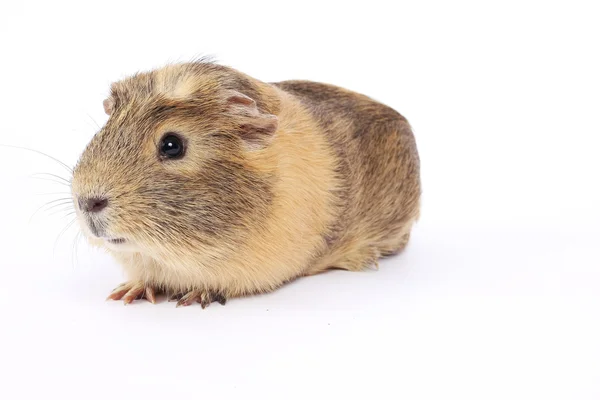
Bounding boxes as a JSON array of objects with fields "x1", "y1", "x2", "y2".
[
  {"x1": 168, "y1": 289, "x2": 227, "y2": 309},
  {"x1": 106, "y1": 281, "x2": 158, "y2": 305}
]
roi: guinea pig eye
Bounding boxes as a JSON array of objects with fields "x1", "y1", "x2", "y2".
[{"x1": 159, "y1": 133, "x2": 185, "y2": 159}]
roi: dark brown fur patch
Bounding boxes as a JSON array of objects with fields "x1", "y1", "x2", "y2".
[{"x1": 274, "y1": 81, "x2": 421, "y2": 266}]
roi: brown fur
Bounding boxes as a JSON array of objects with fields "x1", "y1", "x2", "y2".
[{"x1": 71, "y1": 60, "x2": 421, "y2": 304}]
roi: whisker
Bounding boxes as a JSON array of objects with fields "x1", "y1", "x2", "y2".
[
  {"x1": 54, "y1": 218, "x2": 77, "y2": 257},
  {"x1": 31, "y1": 173, "x2": 72, "y2": 184},
  {"x1": 71, "y1": 230, "x2": 82, "y2": 269},
  {"x1": 86, "y1": 113, "x2": 101, "y2": 129},
  {"x1": 33, "y1": 192, "x2": 72, "y2": 197},
  {"x1": 32, "y1": 196, "x2": 72, "y2": 208},
  {"x1": 42, "y1": 203, "x2": 76, "y2": 217},
  {"x1": 45, "y1": 200, "x2": 74, "y2": 209},
  {"x1": 30, "y1": 176, "x2": 71, "y2": 187},
  {"x1": 47, "y1": 206, "x2": 76, "y2": 218},
  {"x1": 0, "y1": 144, "x2": 73, "y2": 173},
  {"x1": 29, "y1": 198, "x2": 74, "y2": 223},
  {"x1": 41, "y1": 198, "x2": 73, "y2": 208}
]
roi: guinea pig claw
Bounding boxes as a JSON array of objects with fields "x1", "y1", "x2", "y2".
[
  {"x1": 106, "y1": 286, "x2": 131, "y2": 302},
  {"x1": 197, "y1": 292, "x2": 212, "y2": 309},
  {"x1": 106, "y1": 281, "x2": 157, "y2": 305},
  {"x1": 176, "y1": 291, "x2": 201, "y2": 308},
  {"x1": 174, "y1": 290, "x2": 227, "y2": 308},
  {"x1": 168, "y1": 293, "x2": 183, "y2": 302},
  {"x1": 212, "y1": 293, "x2": 227, "y2": 306},
  {"x1": 144, "y1": 287, "x2": 157, "y2": 304}
]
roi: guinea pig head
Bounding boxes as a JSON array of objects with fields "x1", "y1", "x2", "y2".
[{"x1": 71, "y1": 64, "x2": 279, "y2": 257}]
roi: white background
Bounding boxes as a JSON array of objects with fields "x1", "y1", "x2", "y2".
[{"x1": 0, "y1": 1, "x2": 599, "y2": 399}]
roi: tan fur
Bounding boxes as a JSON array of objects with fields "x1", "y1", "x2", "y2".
[{"x1": 71, "y1": 60, "x2": 421, "y2": 304}]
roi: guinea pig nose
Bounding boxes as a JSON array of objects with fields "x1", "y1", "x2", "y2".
[{"x1": 79, "y1": 196, "x2": 108, "y2": 213}]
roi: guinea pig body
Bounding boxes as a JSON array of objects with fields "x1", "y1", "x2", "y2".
[{"x1": 71, "y1": 61, "x2": 420, "y2": 306}]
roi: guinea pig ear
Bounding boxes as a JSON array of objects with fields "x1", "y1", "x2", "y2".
[
  {"x1": 102, "y1": 97, "x2": 114, "y2": 115},
  {"x1": 225, "y1": 91, "x2": 278, "y2": 149}
]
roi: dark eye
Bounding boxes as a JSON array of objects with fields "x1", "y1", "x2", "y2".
[{"x1": 159, "y1": 133, "x2": 185, "y2": 159}]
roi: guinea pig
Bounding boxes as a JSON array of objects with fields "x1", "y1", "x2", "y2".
[{"x1": 71, "y1": 60, "x2": 421, "y2": 307}]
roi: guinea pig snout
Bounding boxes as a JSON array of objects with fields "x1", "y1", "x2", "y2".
[
  {"x1": 78, "y1": 196, "x2": 108, "y2": 213},
  {"x1": 76, "y1": 196, "x2": 109, "y2": 237}
]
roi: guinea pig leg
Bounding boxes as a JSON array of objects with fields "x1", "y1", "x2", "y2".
[{"x1": 106, "y1": 281, "x2": 158, "y2": 305}]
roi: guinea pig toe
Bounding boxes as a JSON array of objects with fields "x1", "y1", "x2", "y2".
[
  {"x1": 174, "y1": 290, "x2": 227, "y2": 308},
  {"x1": 167, "y1": 292, "x2": 184, "y2": 302},
  {"x1": 175, "y1": 290, "x2": 202, "y2": 308},
  {"x1": 106, "y1": 281, "x2": 157, "y2": 305},
  {"x1": 211, "y1": 293, "x2": 227, "y2": 306},
  {"x1": 106, "y1": 282, "x2": 136, "y2": 302},
  {"x1": 196, "y1": 291, "x2": 227, "y2": 308},
  {"x1": 196, "y1": 291, "x2": 212, "y2": 309}
]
